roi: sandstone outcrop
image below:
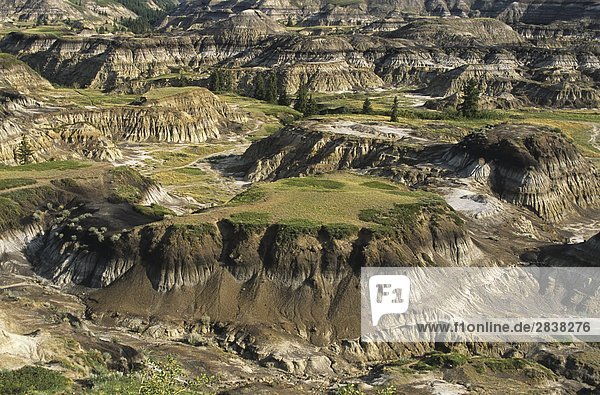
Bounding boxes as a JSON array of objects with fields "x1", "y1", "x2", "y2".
[
  {"x1": 0, "y1": 87, "x2": 243, "y2": 163},
  {"x1": 239, "y1": 122, "x2": 425, "y2": 182},
  {"x1": 0, "y1": 54, "x2": 53, "y2": 92},
  {"x1": 1, "y1": 17, "x2": 597, "y2": 108},
  {"x1": 27, "y1": 202, "x2": 482, "y2": 345},
  {"x1": 442, "y1": 124, "x2": 600, "y2": 222},
  {"x1": 49, "y1": 88, "x2": 241, "y2": 144},
  {"x1": 529, "y1": 232, "x2": 600, "y2": 266}
]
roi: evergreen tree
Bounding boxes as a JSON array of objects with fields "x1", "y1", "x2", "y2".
[
  {"x1": 390, "y1": 96, "x2": 399, "y2": 122},
  {"x1": 265, "y1": 73, "x2": 278, "y2": 104},
  {"x1": 209, "y1": 69, "x2": 223, "y2": 92},
  {"x1": 16, "y1": 135, "x2": 34, "y2": 165},
  {"x1": 254, "y1": 74, "x2": 266, "y2": 100},
  {"x1": 458, "y1": 79, "x2": 481, "y2": 118},
  {"x1": 276, "y1": 75, "x2": 291, "y2": 106},
  {"x1": 305, "y1": 95, "x2": 319, "y2": 116},
  {"x1": 208, "y1": 69, "x2": 233, "y2": 93},
  {"x1": 362, "y1": 97, "x2": 373, "y2": 115},
  {"x1": 222, "y1": 70, "x2": 233, "y2": 92},
  {"x1": 293, "y1": 81, "x2": 309, "y2": 113},
  {"x1": 278, "y1": 89, "x2": 291, "y2": 106}
]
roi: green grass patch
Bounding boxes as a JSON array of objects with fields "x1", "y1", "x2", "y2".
[
  {"x1": 0, "y1": 366, "x2": 70, "y2": 395},
  {"x1": 281, "y1": 177, "x2": 345, "y2": 190},
  {"x1": 276, "y1": 218, "x2": 322, "y2": 243},
  {"x1": 0, "y1": 160, "x2": 89, "y2": 172},
  {"x1": 172, "y1": 223, "x2": 217, "y2": 238},
  {"x1": 247, "y1": 123, "x2": 282, "y2": 142},
  {"x1": 109, "y1": 166, "x2": 153, "y2": 203},
  {"x1": 361, "y1": 180, "x2": 398, "y2": 191},
  {"x1": 219, "y1": 93, "x2": 301, "y2": 118},
  {"x1": 228, "y1": 211, "x2": 271, "y2": 233},
  {"x1": 175, "y1": 167, "x2": 206, "y2": 176},
  {"x1": 133, "y1": 203, "x2": 175, "y2": 220},
  {"x1": 228, "y1": 187, "x2": 267, "y2": 206},
  {"x1": 229, "y1": 211, "x2": 271, "y2": 225},
  {"x1": 207, "y1": 173, "x2": 446, "y2": 227},
  {"x1": 0, "y1": 178, "x2": 36, "y2": 190},
  {"x1": 421, "y1": 352, "x2": 468, "y2": 369}
]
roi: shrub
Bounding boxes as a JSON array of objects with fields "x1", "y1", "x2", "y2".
[
  {"x1": 0, "y1": 366, "x2": 70, "y2": 395},
  {"x1": 323, "y1": 223, "x2": 359, "y2": 239}
]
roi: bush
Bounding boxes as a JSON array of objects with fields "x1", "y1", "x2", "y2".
[
  {"x1": 421, "y1": 352, "x2": 468, "y2": 368},
  {"x1": 0, "y1": 366, "x2": 70, "y2": 395},
  {"x1": 323, "y1": 223, "x2": 359, "y2": 239}
]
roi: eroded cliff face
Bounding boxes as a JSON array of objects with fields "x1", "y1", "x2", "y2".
[
  {"x1": 240, "y1": 122, "x2": 423, "y2": 182},
  {"x1": 26, "y1": 203, "x2": 482, "y2": 345},
  {"x1": 442, "y1": 125, "x2": 600, "y2": 222},
  {"x1": 49, "y1": 88, "x2": 240, "y2": 143},
  {"x1": 0, "y1": 87, "x2": 243, "y2": 163},
  {"x1": 163, "y1": 0, "x2": 600, "y2": 26},
  {"x1": 2, "y1": 17, "x2": 597, "y2": 108},
  {"x1": 239, "y1": 121, "x2": 600, "y2": 222},
  {"x1": 0, "y1": 0, "x2": 136, "y2": 26}
]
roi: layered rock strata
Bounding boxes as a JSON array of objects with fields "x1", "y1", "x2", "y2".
[{"x1": 442, "y1": 125, "x2": 600, "y2": 222}]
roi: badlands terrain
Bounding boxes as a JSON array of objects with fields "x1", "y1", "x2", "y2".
[{"x1": 0, "y1": 0, "x2": 599, "y2": 393}]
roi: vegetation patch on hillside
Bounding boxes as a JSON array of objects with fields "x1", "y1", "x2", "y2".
[
  {"x1": 0, "y1": 366, "x2": 70, "y2": 395},
  {"x1": 0, "y1": 178, "x2": 36, "y2": 190},
  {"x1": 0, "y1": 160, "x2": 89, "y2": 172}
]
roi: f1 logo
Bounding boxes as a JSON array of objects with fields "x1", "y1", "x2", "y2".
[{"x1": 369, "y1": 275, "x2": 411, "y2": 326}]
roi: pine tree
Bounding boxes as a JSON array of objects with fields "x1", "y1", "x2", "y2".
[
  {"x1": 16, "y1": 135, "x2": 34, "y2": 165},
  {"x1": 208, "y1": 69, "x2": 223, "y2": 92},
  {"x1": 265, "y1": 73, "x2": 278, "y2": 104},
  {"x1": 222, "y1": 70, "x2": 233, "y2": 92},
  {"x1": 254, "y1": 74, "x2": 266, "y2": 100},
  {"x1": 362, "y1": 97, "x2": 373, "y2": 115},
  {"x1": 278, "y1": 89, "x2": 291, "y2": 106},
  {"x1": 458, "y1": 79, "x2": 481, "y2": 118},
  {"x1": 294, "y1": 81, "x2": 309, "y2": 113},
  {"x1": 305, "y1": 95, "x2": 319, "y2": 116},
  {"x1": 390, "y1": 96, "x2": 399, "y2": 122}
]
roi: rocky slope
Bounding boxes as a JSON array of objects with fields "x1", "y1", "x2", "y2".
[
  {"x1": 2, "y1": 17, "x2": 597, "y2": 108},
  {"x1": 162, "y1": 0, "x2": 600, "y2": 27},
  {"x1": 441, "y1": 124, "x2": 600, "y2": 222},
  {"x1": 239, "y1": 121, "x2": 600, "y2": 222},
  {"x1": 239, "y1": 121, "x2": 430, "y2": 182},
  {"x1": 0, "y1": 86, "x2": 243, "y2": 163},
  {"x1": 0, "y1": 0, "x2": 141, "y2": 27},
  {"x1": 26, "y1": 199, "x2": 482, "y2": 346},
  {"x1": 49, "y1": 88, "x2": 241, "y2": 143},
  {"x1": 0, "y1": 53, "x2": 53, "y2": 92},
  {"x1": 528, "y1": 232, "x2": 600, "y2": 266}
]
